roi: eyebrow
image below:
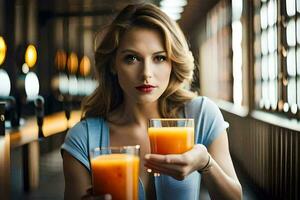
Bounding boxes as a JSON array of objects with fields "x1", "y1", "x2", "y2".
[{"x1": 120, "y1": 49, "x2": 166, "y2": 55}]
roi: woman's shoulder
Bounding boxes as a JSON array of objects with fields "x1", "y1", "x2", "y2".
[
  {"x1": 67, "y1": 117, "x2": 104, "y2": 137},
  {"x1": 185, "y1": 96, "x2": 216, "y2": 110},
  {"x1": 184, "y1": 96, "x2": 224, "y2": 119}
]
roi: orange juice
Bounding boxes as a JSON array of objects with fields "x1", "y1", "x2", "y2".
[
  {"x1": 91, "y1": 154, "x2": 140, "y2": 200},
  {"x1": 148, "y1": 127, "x2": 194, "y2": 154}
]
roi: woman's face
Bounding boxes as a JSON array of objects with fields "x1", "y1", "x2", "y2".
[{"x1": 115, "y1": 27, "x2": 172, "y2": 105}]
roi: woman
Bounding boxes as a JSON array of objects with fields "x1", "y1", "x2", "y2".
[{"x1": 62, "y1": 3, "x2": 242, "y2": 200}]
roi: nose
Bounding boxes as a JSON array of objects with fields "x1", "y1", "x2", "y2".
[{"x1": 142, "y1": 59, "x2": 153, "y2": 81}]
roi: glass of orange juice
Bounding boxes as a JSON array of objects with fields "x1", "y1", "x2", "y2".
[
  {"x1": 90, "y1": 145, "x2": 140, "y2": 200},
  {"x1": 148, "y1": 119, "x2": 194, "y2": 155}
]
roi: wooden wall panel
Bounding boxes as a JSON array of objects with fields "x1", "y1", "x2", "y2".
[{"x1": 223, "y1": 111, "x2": 299, "y2": 199}]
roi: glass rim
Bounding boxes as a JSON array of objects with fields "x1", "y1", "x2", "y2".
[{"x1": 92, "y1": 145, "x2": 140, "y2": 152}]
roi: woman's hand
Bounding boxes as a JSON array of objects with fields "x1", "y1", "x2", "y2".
[
  {"x1": 144, "y1": 144, "x2": 210, "y2": 181},
  {"x1": 81, "y1": 187, "x2": 112, "y2": 200}
]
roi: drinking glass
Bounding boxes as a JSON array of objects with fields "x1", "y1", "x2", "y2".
[
  {"x1": 148, "y1": 118, "x2": 194, "y2": 155},
  {"x1": 90, "y1": 145, "x2": 140, "y2": 200}
]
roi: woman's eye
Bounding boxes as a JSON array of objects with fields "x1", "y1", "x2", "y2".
[
  {"x1": 154, "y1": 55, "x2": 167, "y2": 62},
  {"x1": 124, "y1": 55, "x2": 138, "y2": 63}
]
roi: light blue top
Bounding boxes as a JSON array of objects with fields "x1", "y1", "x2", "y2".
[{"x1": 61, "y1": 96, "x2": 229, "y2": 200}]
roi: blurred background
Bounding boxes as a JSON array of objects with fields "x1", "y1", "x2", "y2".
[{"x1": 0, "y1": 0, "x2": 299, "y2": 199}]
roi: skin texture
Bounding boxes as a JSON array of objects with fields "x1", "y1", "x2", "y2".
[
  {"x1": 63, "y1": 27, "x2": 242, "y2": 200},
  {"x1": 115, "y1": 26, "x2": 172, "y2": 105}
]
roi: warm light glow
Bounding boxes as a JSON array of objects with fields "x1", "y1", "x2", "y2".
[
  {"x1": 25, "y1": 44, "x2": 37, "y2": 68},
  {"x1": 67, "y1": 52, "x2": 78, "y2": 74},
  {"x1": 0, "y1": 69, "x2": 11, "y2": 96},
  {"x1": 0, "y1": 36, "x2": 7, "y2": 66},
  {"x1": 79, "y1": 56, "x2": 91, "y2": 76},
  {"x1": 55, "y1": 50, "x2": 67, "y2": 71},
  {"x1": 25, "y1": 72, "x2": 39, "y2": 100}
]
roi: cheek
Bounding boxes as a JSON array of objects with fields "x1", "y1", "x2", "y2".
[
  {"x1": 116, "y1": 69, "x2": 136, "y2": 89},
  {"x1": 157, "y1": 66, "x2": 172, "y2": 84},
  {"x1": 117, "y1": 74, "x2": 129, "y2": 89}
]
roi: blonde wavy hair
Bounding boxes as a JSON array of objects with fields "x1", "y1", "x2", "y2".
[{"x1": 82, "y1": 3, "x2": 196, "y2": 119}]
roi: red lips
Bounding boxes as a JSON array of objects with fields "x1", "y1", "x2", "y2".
[{"x1": 135, "y1": 84, "x2": 156, "y2": 93}]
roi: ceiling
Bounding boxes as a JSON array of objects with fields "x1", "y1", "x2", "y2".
[{"x1": 38, "y1": 0, "x2": 219, "y2": 35}]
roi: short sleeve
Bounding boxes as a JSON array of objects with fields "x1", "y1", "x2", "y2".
[
  {"x1": 185, "y1": 96, "x2": 229, "y2": 147},
  {"x1": 61, "y1": 120, "x2": 90, "y2": 170},
  {"x1": 200, "y1": 97, "x2": 229, "y2": 146}
]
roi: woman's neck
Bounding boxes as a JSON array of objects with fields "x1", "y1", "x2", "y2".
[{"x1": 109, "y1": 100, "x2": 161, "y2": 126}]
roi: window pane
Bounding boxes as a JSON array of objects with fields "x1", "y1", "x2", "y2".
[
  {"x1": 261, "y1": 30, "x2": 268, "y2": 54},
  {"x1": 287, "y1": 19, "x2": 296, "y2": 46},
  {"x1": 268, "y1": 26, "x2": 276, "y2": 52},
  {"x1": 268, "y1": 0, "x2": 277, "y2": 26},
  {"x1": 232, "y1": 0, "x2": 243, "y2": 20},
  {"x1": 260, "y1": 4, "x2": 268, "y2": 29},
  {"x1": 269, "y1": 79, "x2": 278, "y2": 110},
  {"x1": 297, "y1": 47, "x2": 300, "y2": 75},
  {"x1": 232, "y1": 21, "x2": 243, "y2": 48},
  {"x1": 287, "y1": 47, "x2": 296, "y2": 76},
  {"x1": 268, "y1": 53, "x2": 277, "y2": 79},
  {"x1": 286, "y1": 0, "x2": 296, "y2": 16},
  {"x1": 262, "y1": 80, "x2": 271, "y2": 109},
  {"x1": 297, "y1": 78, "x2": 300, "y2": 109},
  {"x1": 262, "y1": 55, "x2": 269, "y2": 80},
  {"x1": 288, "y1": 77, "x2": 296, "y2": 106},
  {"x1": 297, "y1": 17, "x2": 300, "y2": 44}
]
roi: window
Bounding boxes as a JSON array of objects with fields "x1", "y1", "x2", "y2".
[
  {"x1": 200, "y1": 0, "x2": 233, "y2": 102},
  {"x1": 253, "y1": 0, "x2": 300, "y2": 117},
  {"x1": 253, "y1": 0, "x2": 279, "y2": 111},
  {"x1": 232, "y1": 0, "x2": 244, "y2": 106},
  {"x1": 200, "y1": 0, "x2": 246, "y2": 107}
]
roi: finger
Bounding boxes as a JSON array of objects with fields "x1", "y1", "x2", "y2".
[
  {"x1": 145, "y1": 154, "x2": 186, "y2": 165},
  {"x1": 144, "y1": 162, "x2": 183, "y2": 175},
  {"x1": 145, "y1": 159, "x2": 184, "y2": 171},
  {"x1": 144, "y1": 162, "x2": 186, "y2": 180}
]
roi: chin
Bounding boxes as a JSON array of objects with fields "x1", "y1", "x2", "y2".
[{"x1": 135, "y1": 96, "x2": 160, "y2": 104}]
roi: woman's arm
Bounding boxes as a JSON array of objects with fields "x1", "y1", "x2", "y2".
[
  {"x1": 144, "y1": 131, "x2": 242, "y2": 200},
  {"x1": 202, "y1": 131, "x2": 242, "y2": 200},
  {"x1": 62, "y1": 151, "x2": 91, "y2": 200}
]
